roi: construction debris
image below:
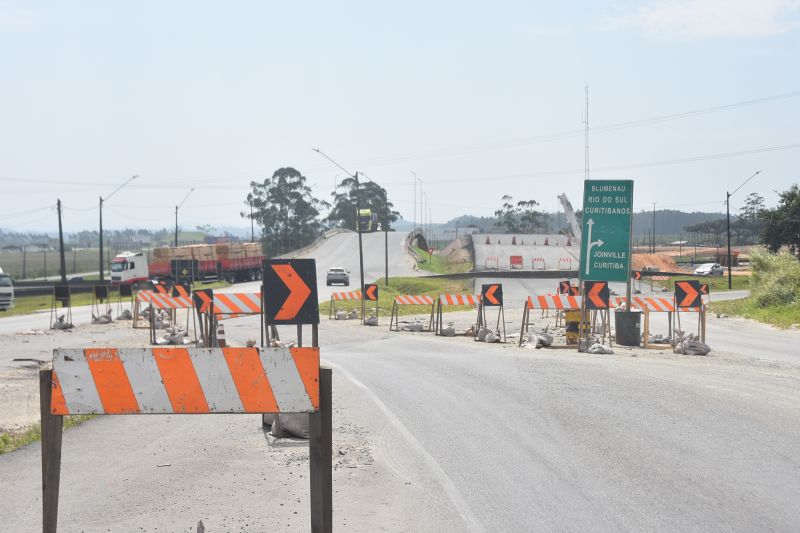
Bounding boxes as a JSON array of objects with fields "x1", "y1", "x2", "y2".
[
  {"x1": 269, "y1": 338, "x2": 296, "y2": 349},
  {"x1": 155, "y1": 327, "x2": 193, "y2": 346},
  {"x1": 440, "y1": 322, "x2": 456, "y2": 337},
  {"x1": 52, "y1": 315, "x2": 74, "y2": 331},
  {"x1": 401, "y1": 320, "x2": 425, "y2": 332},
  {"x1": 672, "y1": 330, "x2": 711, "y2": 355},
  {"x1": 92, "y1": 311, "x2": 113, "y2": 324},
  {"x1": 484, "y1": 330, "x2": 501, "y2": 343},
  {"x1": 116, "y1": 309, "x2": 132, "y2": 320},
  {"x1": 586, "y1": 343, "x2": 614, "y2": 354},
  {"x1": 522, "y1": 328, "x2": 553, "y2": 349},
  {"x1": 363, "y1": 314, "x2": 378, "y2": 326}
]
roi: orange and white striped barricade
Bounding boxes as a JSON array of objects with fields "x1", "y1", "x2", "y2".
[
  {"x1": 212, "y1": 292, "x2": 262, "y2": 320},
  {"x1": 531, "y1": 257, "x2": 546, "y2": 270},
  {"x1": 135, "y1": 290, "x2": 195, "y2": 343},
  {"x1": 435, "y1": 293, "x2": 479, "y2": 335},
  {"x1": 40, "y1": 346, "x2": 330, "y2": 532},
  {"x1": 485, "y1": 256, "x2": 499, "y2": 269},
  {"x1": 519, "y1": 294, "x2": 582, "y2": 346},
  {"x1": 389, "y1": 294, "x2": 435, "y2": 332},
  {"x1": 558, "y1": 257, "x2": 574, "y2": 270},
  {"x1": 614, "y1": 295, "x2": 703, "y2": 348},
  {"x1": 328, "y1": 290, "x2": 362, "y2": 320}
]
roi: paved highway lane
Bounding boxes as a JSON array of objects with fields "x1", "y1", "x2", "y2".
[{"x1": 318, "y1": 326, "x2": 800, "y2": 532}]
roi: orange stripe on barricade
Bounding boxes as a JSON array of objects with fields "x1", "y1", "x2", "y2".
[
  {"x1": 85, "y1": 348, "x2": 140, "y2": 414},
  {"x1": 223, "y1": 348, "x2": 279, "y2": 413},
  {"x1": 239, "y1": 294, "x2": 261, "y2": 313},
  {"x1": 438, "y1": 294, "x2": 478, "y2": 306},
  {"x1": 290, "y1": 348, "x2": 321, "y2": 410},
  {"x1": 50, "y1": 371, "x2": 69, "y2": 415},
  {"x1": 215, "y1": 293, "x2": 242, "y2": 314},
  {"x1": 152, "y1": 348, "x2": 210, "y2": 414}
]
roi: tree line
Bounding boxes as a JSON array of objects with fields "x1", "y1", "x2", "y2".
[{"x1": 243, "y1": 167, "x2": 399, "y2": 257}]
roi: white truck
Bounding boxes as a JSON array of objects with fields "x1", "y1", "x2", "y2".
[{"x1": 0, "y1": 267, "x2": 14, "y2": 311}]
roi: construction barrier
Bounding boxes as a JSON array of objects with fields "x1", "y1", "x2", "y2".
[
  {"x1": 614, "y1": 296, "x2": 704, "y2": 348},
  {"x1": 40, "y1": 347, "x2": 331, "y2": 532},
  {"x1": 485, "y1": 256, "x2": 499, "y2": 269},
  {"x1": 509, "y1": 255, "x2": 523, "y2": 269},
  {"x1": 434, "y1": 293, "x2": 479, "y2": 335},
  {"x1": 327, "y1": 290, "x2": 362, "y2": 320},
  {"x1": 389, "y1": 295, "x2": 435, "y2": 332},
  {"x1": 212, "y1": 292, "x2": 262, "y2": 319},
  {"x1": 518, "y1": 295, "x2": 582, "y2": 346},
  {"x1": 531, "y1": 257, "x2": 546, "y2": 270},
  {"x1": 557, "y1": 258, "x2": 575, "y2": 270}
]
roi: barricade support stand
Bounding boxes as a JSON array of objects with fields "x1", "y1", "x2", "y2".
[
  {"x1": 40, "y1": 369, "x2": 63, "y2": 533},
  {"x1": 475, "y1": 302, "x2": 506, "y2": 343}
]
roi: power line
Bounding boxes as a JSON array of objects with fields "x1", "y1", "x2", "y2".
[{"x1": 379, "y1": 142, "x2": 800, "y2": 186}]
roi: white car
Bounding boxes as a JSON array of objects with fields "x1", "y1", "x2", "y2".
[{"x1": 694, "y1": 263, "x2": 724, "y2": 276}]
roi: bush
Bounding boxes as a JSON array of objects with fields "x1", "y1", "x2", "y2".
[{"x1": 749, "y1": 248, "x2": 800, "y2": 307}]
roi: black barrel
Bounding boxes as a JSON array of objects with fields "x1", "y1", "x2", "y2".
[{"x1": 614, "y1": 310, "x2": 642, "y2": 347}]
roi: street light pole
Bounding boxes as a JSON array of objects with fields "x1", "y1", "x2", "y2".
[
  {"x1": 99, "y1": 175, "x2": 138, "y2": 281},
  {"x1": 726, "y1": 170, "x2": 762, "y2": 289},
  {"x1": 174, "y1": 188, "x2": 195, "y2": 247},
  {"x1": 312, "y1": 149, "x2": 367, "y2": 320},
  {"x1": 652, "y1": 202, "x2": 656, "y2": 254},
  {"x1": 412, "y1": 171, "x2": 417, "y2": 232}
]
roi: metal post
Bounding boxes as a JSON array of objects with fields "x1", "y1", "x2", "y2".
[
  {"x1": 384, "y1": 226, "x2": 389, "y2": 286},
  {"x1": 309, "y1": 366, "x2": 332, "y2": 533},
  {"x1": 57, "y1": 200, "x2": 67, "y2": 284},
  {"x1": 726, "y1": 191, "x2": 732, "y2": 290},
  {"x1": 175, "y1": 205, "x2": 179, "y2": 247},
  {"x1": 99, "y1": 196, "x2": 104, "y2": 282},
  {"x1": 40, "y1": 369, "x2": 63, "y2": 533}
]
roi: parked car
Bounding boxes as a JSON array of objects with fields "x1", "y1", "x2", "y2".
[
  {"x1": 326, "y1": 267, "x2": 350, "y2": 286},
  {"x1": 694, "y1": 263, "x2": 724, "y2": 276}
]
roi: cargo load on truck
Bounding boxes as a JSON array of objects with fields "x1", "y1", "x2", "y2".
[{"x1": 111, "y1": 242, "x2": 265, "y2": 286}]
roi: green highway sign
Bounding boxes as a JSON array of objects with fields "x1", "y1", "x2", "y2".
[{"x1": 579, "y1": 179, "x2": 634, "y2": 282}]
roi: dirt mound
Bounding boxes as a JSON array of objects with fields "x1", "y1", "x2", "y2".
[{"x1": 632, "y1": 253, "x2": 684, "y2": 272}]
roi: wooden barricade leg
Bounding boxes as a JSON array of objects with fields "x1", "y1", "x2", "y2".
[
  {"x1": 40, "y1": 369, "x2": 63, "y2": 533},
  {"x1": 643, "y1": 308, "x2": 650, "y2": 349},
  {"x1": 427, "y1": 304, "x2": 435, "y2": 332},
  {"x1": 701, "y1": 306, "x2": 706, "y2": 342},
  {"x1": 309, "y1": 366, "x2": 333, "y2": 533}
]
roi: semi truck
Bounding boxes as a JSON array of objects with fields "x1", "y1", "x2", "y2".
[
  {"x1": 0, "y1": 267, "x2": 14, "y2": 311},
  {"x1": 110, "y1": 242, "x2": 265, "y2": 287}
]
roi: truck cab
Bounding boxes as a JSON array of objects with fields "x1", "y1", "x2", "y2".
[
  {"x1": 0, "y1": 267, "x2": 14, "y2": 311},
  {"x1": 111, "y1": 252, "x2": 149, "y2": 286}
]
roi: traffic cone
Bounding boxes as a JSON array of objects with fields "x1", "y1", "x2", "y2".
[
  {"x1": 566, "y1": 237, "x2": 572, "y2": 246},
  {"x1": 217, "y1": 323, "x2": 227, "y2": 348},
  {"x1": 485, "y1": 236, "x2": 491, "y2": 245},
  {"x1": 512, "y1": 236, "x2": 517, "y2": 245},
  {"x1": 544, "y1": 238, "x2": 549, "y2": 246}
]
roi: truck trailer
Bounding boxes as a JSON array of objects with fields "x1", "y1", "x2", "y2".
[{"x1": 110, "y1": 242, "x2": 265, "y2": 287}]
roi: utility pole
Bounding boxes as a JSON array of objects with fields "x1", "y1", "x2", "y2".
[
  {"x1": 727, "y1": 170, "x2": 762, "y2": 289},
  {"x1": 652, "y1": 203, "x2": 656, "y2": 254},
  {"x1": 22, "y1": 246, "x2": 26, "y2": 279},
  {"x1": 249, "y1": 201, "x2": 255, "y2": 242},
  {"x1": 57, "y1": 199, "x2": 67, "y2": 283},
  {"x1": 99, "y1": 175, "x2": 138, "y2": 281},
  {"x1": 412, "y1": 172, "x2": 417, "y2": 231},
  {"x1": 584, "y1": 82, "x2": 589, "y2": 181},
  {"x1": 175, "y1": 188, "x2": 195, "y2": 247},
  {"x1": 312, "y1": 149, "x2": 367, "y2": 320}
]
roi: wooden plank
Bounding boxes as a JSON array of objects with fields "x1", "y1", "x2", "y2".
[{"x1": 40, "y1": 369, "x2": 63, "y2": 533}]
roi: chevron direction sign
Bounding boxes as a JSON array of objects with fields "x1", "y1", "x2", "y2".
[
  {"x1": 263, "y1": 259, "x2": 319, "y2": 325},
  {"x1": 579, "y1": 180, "x2": 634, "y2": 282}
]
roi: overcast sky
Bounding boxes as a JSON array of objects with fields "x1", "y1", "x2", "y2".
[{"x1": 1, "y1": 0, "x2": 799, "y2": 233}]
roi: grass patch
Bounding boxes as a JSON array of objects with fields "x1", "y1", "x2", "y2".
[
  {"x1": 652, "y1": 274, "x2": 750, "y2": 293},
  {"x1": 0, "y1": 415, "x2": 95, "y2": 455},
  {"x1": 711, "y1": 298, "x2": 800, "y2": 329},
  {"x1": 320, "y1": 276, "x2": 475, "y2": 317},
  {"x1": 2, "y1": 281, "x2": 231, "y2": 318},
  {"x1": 412, "y1": 247, "x2": 473, "y2": 274}
]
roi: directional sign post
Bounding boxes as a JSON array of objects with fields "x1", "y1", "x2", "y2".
[
  {"x1": 580, "y1": 180, "x2": 634, "y2": 283},
  {"x1": 262, "y1": 259, "x2": 319, "y2": 326},
  {"x1": 364, "y1": 283, "x2": 379, "y2": 324}
]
